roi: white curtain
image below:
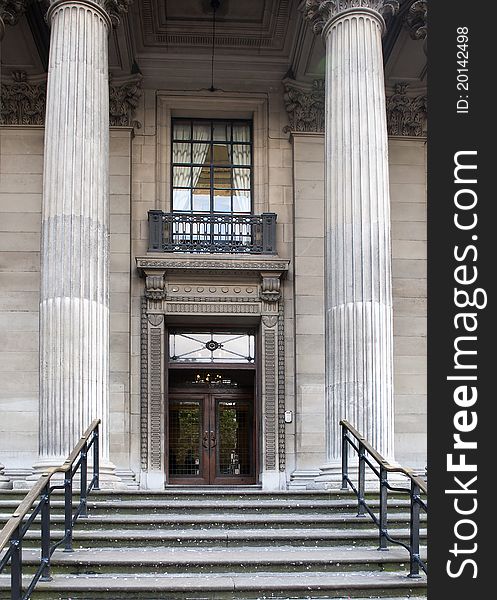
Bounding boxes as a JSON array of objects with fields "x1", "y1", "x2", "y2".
[
  {"x1": 191, "y1": 123, "x2": 210, "y2": 189},
  {"x1": 232, "y1": 123, "x2": 250, "y2": 191}
]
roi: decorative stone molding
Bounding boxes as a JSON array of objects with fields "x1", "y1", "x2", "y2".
[
  {"x1": 0, "y1": 72, "x2": 46, "y2": 125},
  {"x1": 283, "y1": 78, "x2": 325, "y2": 134},
  {"x1": 140, "y1": 297, "x2": 148, "y2": 472},
  {"x1": 145, "y1": 273, "x2": 166, "y2": 301},
  {"x1": 0, "y1": 0, "x2": 26, "y2": 29},
  {"x1": 136, "y1": 256, "x2": 290, "y2": 275},
  {"x1": 386, "y1": 82, "x2": 427, "y2": 137},
  {"x1": 406, "y1": 0, "x2": 427, "y2": 40},
  {"x1": 109, "y1": 74, "x2": 143, "y2": 128},
  {"x1": 261, "y1": 274, "x2": 282, "y2": 303},
  {"x1": 277, "y1": 301, "x2": 286, "y2": 472},
  {"x1": 302, "y1": 0, "x2": 400, "y2": 34},
  {"x1": 102, "y1": 0, "x2": 133, "y2": 27},
  {"x1": 0, "y1": 71, "x2": 141, "y2": 127}
]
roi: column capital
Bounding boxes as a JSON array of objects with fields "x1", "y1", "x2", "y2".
[
  {"x1": 283, "y1": 77, "x2": 325, "y2": 134},
  {"x1": 47, "y1": 0, "x2": 132, "y2": 28},
  {"x1": 406, "y1": 0, "x2": 427, "y2": 40},
  {"x1": 0, "y1": 0, "x2": 27, "y2": 38},
  {"x1": 302, "y1": 0, "x2": 399, "y2": 35}
]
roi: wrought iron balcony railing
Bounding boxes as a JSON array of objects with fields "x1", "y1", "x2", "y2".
[{"x1": 148, "y1": 211, "x2": 277, "y2": 254}]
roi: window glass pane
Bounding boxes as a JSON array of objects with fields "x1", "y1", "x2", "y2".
[
  {"x1": 213, "y1": 167, "x2": 231, "y2": 189},
  {"x1": 192, "y1": 190, "x2": 210, "y2": 212},
  {"x1": 173, "y1": 142, "x2": 191, "y2": 164},
  {"x1": 192, "y1": 122, "x2": 211, "y2": 141},
  {"x1": 233, "y1": 167, "x2": 251, "y2": 190},
  {"x1": 213, "y1": 121, "x2": 230, "y2": 141},
  {"x1": 214, "y1": 194, "x2": 231, "y2": 213},
  {"x1": 232, "y1": 190, "x2": 251, "y2": 213},
  {"x1": 212, "y1": 143, "x2": 231, "y2": 165},
  {"x1": 232, "y1": 144, "x2": 251, "y2": 166},
  {"x1": 232, "y1": 122, "x2": 251, "y2": 143},
  {"x1": 170, "y1": 332, "x2": 255, "y2": 363},
  {"x1": 173, "y1": 189, "x2": 191, "y2": 212},
  {"x1": 173, "y1": 121, "x2": 191, "y2": 140},
  {"x1": 193, "y1": 164, "x2": 210, "y2": 189},
  {"x1": 173, "y1": 166, "x2": 191, "y2": 188},
  {"x1": 192, "y1": 143, "x2": 210, "y2": 165}
]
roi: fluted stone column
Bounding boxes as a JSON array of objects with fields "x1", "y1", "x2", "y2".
[
  {"x1": 0, "y1": 0, "x2": 28, "y2": 490},
  {"x1": 36, "y1": 0, "x2": 122, "y2": 483},
  {"x1": 304, "y1": 0, "x2": 398, "y2": 482}
]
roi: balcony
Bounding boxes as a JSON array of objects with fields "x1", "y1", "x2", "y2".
[{"x1": 147, "y1": 211, "x2": 277, "y2": 255}]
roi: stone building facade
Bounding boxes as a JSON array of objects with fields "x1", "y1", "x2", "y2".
[{"x1": 0, "y1": 0, "x2": 427, "y2": 489}]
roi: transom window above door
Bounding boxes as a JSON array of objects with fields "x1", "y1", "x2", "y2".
[
  {"x1": 169, "y1": 331, "x2": 256, "y2": 364},
  {"x1": 172, "y1": 119, "x2": 252, "y2": 215}
]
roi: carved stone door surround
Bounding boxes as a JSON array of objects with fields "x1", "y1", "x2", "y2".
[{"x1": 136, "y1": 255, "x2": 289, "y2": 490}]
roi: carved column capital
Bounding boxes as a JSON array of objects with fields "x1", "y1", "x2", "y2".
[
  {"x1": 47, "y1": 0, "x2": 132, "y2": 28},
  {"x1": 405, "y1": 0, "x2": 427, "y2": 40},
  {"x1": 260, "y1": 273, "x2": 282, "y2": 303},
  {"x1": 109, "y1": 74, "x2": 143, "y2": 128},
  {"x1": 386, "y1": 82, "x2": 427, "y2": 137},
  {"x1": 283, "y1": 78, "x2": 325, "y2": 133},
  {"x1": 302, "y1": 0, "x2": 399, "y2": 35},
  {"x1": 0, "y1": 71, "x2": 47, "y2": 125},
  {"x1": 0, "y1": 0, "x2": 26, "y2": 29}
]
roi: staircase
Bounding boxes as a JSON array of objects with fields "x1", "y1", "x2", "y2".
[{"x1": 0, "y1": 489, "x2": 427, "y2": 599}]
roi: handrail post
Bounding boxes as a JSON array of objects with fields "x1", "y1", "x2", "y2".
[
  {"x1": 378, "y1": 465, "x2": 389, "y2": 551},
  {"x1": 357, "y1": 441, "x2": 366, "y2": 517},
  {"x1": 80, "y1": 442, "x2": 88, "y2": 518},
  {"x1": 409, "y1": 480, "x2": 422, "y2": 578},
  {"x1": 93, "y1": 425, "x2": 100, "y2": 491},
  {"x1": 40, "y1": 482, "x2": 52, "y2": 581},
  {"x1": 10, "y1": 525, "x2": 22, "y2": 600},
  {"x1": 63, "y1": 471, "x2": 73, "y2": 552},
  {"x1": 341, "y1": 424, "x2": 349, "y2": 490}
]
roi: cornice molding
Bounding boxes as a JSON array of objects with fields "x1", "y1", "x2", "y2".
[
  {"x1": 302, "y1": 0, "x2": 400, "y2": 35},
  {"x1": 405, "y1": 0, "x2": 427, "y2": 40},
  {"x1": 0, "y1": 71, "x2": 142, "y2": 127},
  {"x1": 283, "y1": 78, "x2": 325, "y2": 133},
  {"x1": 386, "y1": 82, "x2": 427, "y2": 137}
]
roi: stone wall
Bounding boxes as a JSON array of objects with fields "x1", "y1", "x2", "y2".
[
  {"x1": 0, "y1": 127, "x2": 133, "y2": 478},
  {"x1": 389, "y1": 137, "x2": 427, "y2": 469}
]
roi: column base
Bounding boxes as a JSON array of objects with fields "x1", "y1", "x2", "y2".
[
  {"x1": 26, "y1": 458, "x2": 125, "y2": 490},
  {"x1": 140, "y1": 470, "x2": 165, "y2": 490}
]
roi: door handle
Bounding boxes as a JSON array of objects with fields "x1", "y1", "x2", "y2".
[
  {"x1": 202, "y1": 431, "x2": 209, "y2": 449},
  {"x1": 210, "y1": 431, "x2": 217, "y2": 448}
]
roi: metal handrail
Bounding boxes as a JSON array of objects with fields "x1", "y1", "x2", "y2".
[
  {"x1": 340, "y1": 419, "x2": 427, "y2": 578},
  {"x1": 0, "y1": 419, "x2": 101, "y2": 600}
]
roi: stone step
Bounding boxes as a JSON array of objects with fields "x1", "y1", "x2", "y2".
[
  {"x1": 15, "y1": 546, "x2": 427, "y2": 576},
  {"x1": 0, "y1": 498, "x2": 414, "y2": 515},
  {"x1": 0, "y1": 512, "x2": 424, "y2": 530},
  {"x1": 12, "y1": 527, "x2": 427, "y2": 549},
  {"x1": 0, "y1": 571, "x2": 427, "y2": 599}
]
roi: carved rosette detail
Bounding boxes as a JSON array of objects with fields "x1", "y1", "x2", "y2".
[
  {"x1": 302, "y1": 0, "x2": 400, "y2": 34},
  {"x1": 406, "y1": 0, "x2": 427, "y2": 40},
  {"x1": 283, "y1": 78, "x2": 325, "y2": 133},
  {"x1": 0, "y1": 0, "x2": 26, "y2": 27},
  {"x1": 0, "y1": 72, "x2": 46, "y2": 125},
  {"x1": 0, "y1": 71, "x2": 141, "y2": 127},
  {"x1": 386, "y1": 83, "x2": 427, "y2": 137},
  {"x1": 109, "y1": 75, "x2": 143, "y2": 127}
]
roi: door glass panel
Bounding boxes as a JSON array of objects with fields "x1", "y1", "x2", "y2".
[
  {"x1": 169, "y1": 331, "x2": 256, "y2": 364},
  {"x1": 217, "y1": 401, "x2": 251, "y2": 476},
  {"x1": 169, "y1": 401, "x2": 202, "y2": 477}
]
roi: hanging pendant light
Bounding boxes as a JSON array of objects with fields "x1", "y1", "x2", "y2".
[{"x1": 209, "y1": 0, "x2": 221, "y2": 92}]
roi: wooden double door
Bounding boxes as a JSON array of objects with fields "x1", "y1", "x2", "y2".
[{"x1": 167, "y1": 390, "x2": 256, "y2": 485}]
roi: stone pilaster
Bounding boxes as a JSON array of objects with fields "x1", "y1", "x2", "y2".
[
  {"x1": 303, "y1": 0, "x2": 398, "y2": 482},
  {"x1": 37, "y1": 0, "x2": 120, "y2": 485}
]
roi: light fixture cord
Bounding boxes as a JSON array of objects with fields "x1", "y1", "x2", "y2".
[{"x1": 209, "y1": 1, "x2": 220, "y2": 92}]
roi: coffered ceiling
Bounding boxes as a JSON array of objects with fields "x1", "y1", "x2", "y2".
[{"x1": 0, "y1": 0, "x2": 426, "y2": 91}]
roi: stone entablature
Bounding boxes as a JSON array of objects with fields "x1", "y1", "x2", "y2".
[{"x1": 136, "y1": 254, "x2": 289, "y2": 489}]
